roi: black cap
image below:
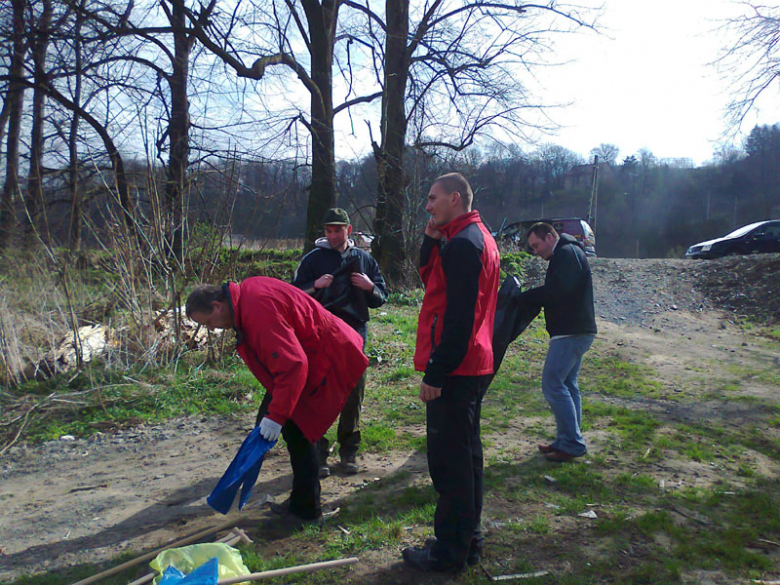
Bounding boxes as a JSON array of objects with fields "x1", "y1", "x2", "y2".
[{"x1": 322, "y1": 207, "x2": 350, "y2": 225}]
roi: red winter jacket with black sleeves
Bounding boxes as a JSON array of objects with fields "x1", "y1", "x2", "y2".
[
  {"x1": 414, "y1": 211, "x2": 500, "y2": 387},
  {"x1": 227, "y1": 277, "x2": 368, "y2": 443}
]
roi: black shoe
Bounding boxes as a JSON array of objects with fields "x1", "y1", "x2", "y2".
[
  {"x1": 319, "y1": 463, "x2": 331, "y2": 478},
  {"x1": 402, "y1": 545, "x2": 464, "y2": 573},
  {"x1": 424, "y1": 537, "x2": 481, "y2": 566},
  {"x1": 268, "y1": 500, "x2": 323, "y2": 526},
  {"x1": 340, "y1": 453, "x2": 360, "y2": 475},
  {"x1": 467, "y1": 540, "x2": 482, "y2": 566}
]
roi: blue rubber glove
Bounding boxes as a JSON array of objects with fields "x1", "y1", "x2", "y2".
[{"x1": 259, "y1": 417, "x2": 282, "y2": 442}]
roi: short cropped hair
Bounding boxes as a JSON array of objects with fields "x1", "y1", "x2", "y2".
[
  {"x1": 185, "y1": 284, "x2": 225, "y2": 317},
  {"x1": 433, "y1": 172, "x2": 473, "y2": 210},
  {"x1": 525, "y1": 222, "x2": 558, "y2": 241}
]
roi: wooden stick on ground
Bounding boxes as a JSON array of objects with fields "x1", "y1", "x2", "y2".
[
  {"x1": 69, "y1": 518, "x2": 241, "y2": 585},
  {"x1": 217, "y1": 557, "x2": 359, "y2": 584}
]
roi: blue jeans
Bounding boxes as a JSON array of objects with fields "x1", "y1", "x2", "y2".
[{"x1": 542, "y1": 335, "x2": 595, "y2": 456}]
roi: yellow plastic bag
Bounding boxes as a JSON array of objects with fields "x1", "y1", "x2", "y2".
[{"x1": 150, "y1": 542, "x2": 250, "y2": 585}]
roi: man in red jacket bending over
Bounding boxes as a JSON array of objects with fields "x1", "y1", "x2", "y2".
[
  {"x1": 403, "y1": 172, "x2": 500, "y2": 573},
  {"x1": 186, "y1": 277, "x2": 368, "y2": 523}
]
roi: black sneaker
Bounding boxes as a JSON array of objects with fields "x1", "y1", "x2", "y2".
[
  {"x1": 424, "y1": 537, "x2": 481, "y2": 566},
  {"x1": 402, "y1": 545, "x2": 464, "y2": 573},
  {"x1": 268, "y1": 500, "x2": 323, "y2": 526},
  {"x1": 340, "y1": 453, "x2": 360, "y2": 475},
  {"x1": 319, "y1": 463, "x2": 331, "y2": 478},
  {"x1": 467, "y1": 540, "x2": 482, "y2": 566}
]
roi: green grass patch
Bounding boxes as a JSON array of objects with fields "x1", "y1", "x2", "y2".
[
  {"x1": 5, "y1": 357, "x2": 260, "y2": 443},
  {"x1": 581, "y1": 354, "x2": 663, "y2": 398}
]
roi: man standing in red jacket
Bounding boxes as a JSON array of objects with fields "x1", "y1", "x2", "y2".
[
  {"x1": 186, "y1": 277, "x2": 368, "y2": 523},
  {"x1": 403, "y1": 173, "x2": 500, "y2": 573}
]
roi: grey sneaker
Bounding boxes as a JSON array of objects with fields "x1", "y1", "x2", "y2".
[{"x1": 340, "y1": 453, "x2": 360, "y2": 475}]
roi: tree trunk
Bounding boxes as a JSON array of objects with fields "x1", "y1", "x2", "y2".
[
  {"x1": 302, "y1": 0, "x2": 338, "y2": 251},
  {"x1": 68, "y1": 0, "x2": 84, "y2": 253},
  {"x1": 0, "y1": 0, "x2": 27, "y2": 248},
  {"x1": 165, "y1": 0, "x2": 192, "y2": 263},
  {"x1": 372, "y1": 0, "x2": 410, "y2": 284},
  {"x1": 26, "y1": 0, "x2": 53, "y2": 243}
]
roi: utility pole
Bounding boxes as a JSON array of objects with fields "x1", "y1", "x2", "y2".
[{"x1": 587, "y1": 155, "x2": 599, "y2": 232}]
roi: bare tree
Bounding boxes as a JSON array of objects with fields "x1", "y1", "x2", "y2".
[
  {"x1": 716, "y1": 3, "x2": 780, "y2": 129},
  {"x1": 349, "y1": 1, "x2": 597, "y2": 282},
  {"x1": 65, "y1": 0, "x2": 85, "y2": 251},
  {"x1": 0, "y1": 0, "x2": 28, "y2": 248},
  {"x1": 184, "y1": 0, "x2": 382, "y2": 250},
  {"x1": 590, "y1": 143, "x2": 619, "y2": 165},
  {"x1": 25, "y1": 0, "x2": 53, "y2": 241},
  {"x1": 61, "y1": 0, "x2": 210, "y2": 261}
]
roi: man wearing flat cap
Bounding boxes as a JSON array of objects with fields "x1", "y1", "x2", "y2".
[{"x1": 292, "y1": 207, "x2": 388, "y2": 476}]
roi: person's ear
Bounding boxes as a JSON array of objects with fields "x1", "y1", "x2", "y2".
[
  {"x1": 211, "y1": 300, "x2": 222, "y2": 315},
  {"x1": 347, "y1": 225, "x2": 353, "y2": 236}
]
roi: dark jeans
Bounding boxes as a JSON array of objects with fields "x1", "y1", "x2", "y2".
[
  {"x1": 257, "y1": 394, "x2": 321, "y2": 519},
  {"x1": 427, "y1": 375, "x2": 489, "y2": 566},
  {"x1": 318, "y1": 324, "x2": 367, "y2": 462}
]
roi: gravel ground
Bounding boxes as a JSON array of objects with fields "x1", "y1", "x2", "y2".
[{"x1": 522, "y1": 253, "x2": 779, "y2": 328}]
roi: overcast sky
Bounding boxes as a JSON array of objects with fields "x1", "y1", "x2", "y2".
[{"x1": 532, "y1": 0, "x2": 780, "y2": 166}]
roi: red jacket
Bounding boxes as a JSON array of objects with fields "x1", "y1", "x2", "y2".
[
  {"x1": 228, "y1": 278, "x2": 368, "y2": 442},
  {"x1": 414, "y1": 211, "x2": 500, "y2": 386}
]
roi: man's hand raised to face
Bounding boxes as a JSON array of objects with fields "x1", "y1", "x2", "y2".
[{"x1": 424, "y1": 217, "x2": 443, "y2": 240}]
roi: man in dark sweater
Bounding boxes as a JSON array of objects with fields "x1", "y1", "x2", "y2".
[
  {"x1": 292, "y1": 208, "x2": 388, "y2": 476},
  {"x1": 521, "y1": 222, "x2": 597, "y2": 462}
]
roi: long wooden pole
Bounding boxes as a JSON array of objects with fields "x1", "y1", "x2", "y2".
[
  {"x1": 69, "y1": 518, "x2": 241, "y2": 585},
  {"x1": 217, "y1": 557, "x2": 359, "y2": 584}
]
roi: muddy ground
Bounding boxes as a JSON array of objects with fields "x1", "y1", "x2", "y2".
[{"x1": 1, "y1": 255, "x2": 779, "y2": 582}]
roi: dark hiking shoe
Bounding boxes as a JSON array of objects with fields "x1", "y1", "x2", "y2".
[
  {"x1": 424, "y1": 537, "x2": 481, "y2": 566},
  {"x1": 319, "y1": 463, "x2": 331, "y2": 478},
  {"x1": 544, "y1": 448, "x2": 581, "y2": 463},
  {"x1": 467, "y1": 541, "x2": 482, "y2": 566},
  {"x1": 268, "y1": 500, "x2": 323, "y2": 526},
  {"x1": 340, "y1": 453, "x2": 360, "y2": 475},
  {"x1": 402, "y1": 545, "x2": 464, "y2": 573}
]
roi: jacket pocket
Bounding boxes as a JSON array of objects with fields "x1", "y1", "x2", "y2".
[{"x1": 310, "y1": 376, "x2": 327, "y2": 397}]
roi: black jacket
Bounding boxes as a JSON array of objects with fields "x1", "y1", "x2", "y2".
[
  {"x1": 520, "y1": 233, "x2": 597, "y2": 337},
  {"x1": 292, "y1": 239, "x2": 388, "y2": 332}
]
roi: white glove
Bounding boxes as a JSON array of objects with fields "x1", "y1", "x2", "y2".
[{"x1": 259, "y1": 417, "x2": 282, "y2": 442}]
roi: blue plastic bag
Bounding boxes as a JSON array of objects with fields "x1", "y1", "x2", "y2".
[
  {"x1": 158, "y1": 557, "x2": 218, "y2": 585},
  {"x1": 207, "y1": 426, "x2": 276, "y2": 514},
  {"x1": 151, "y1": 544, "x2": 249, "y2": 585}
]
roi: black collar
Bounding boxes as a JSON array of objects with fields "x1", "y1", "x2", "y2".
[{"x1": 222, "y1": 282, "x2": 244, "y2": 345}]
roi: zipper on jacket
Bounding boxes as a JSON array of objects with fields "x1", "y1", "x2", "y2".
[{"x1": 430, "y1": 313, "x2": 438, "y2": 356}]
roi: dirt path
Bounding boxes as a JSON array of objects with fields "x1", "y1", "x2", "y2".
[
  {"x1": 0, "y1": 417, "x2": 429, "y2": 579},
  {"x1": 1, "y1": 257, "x2": 779, "y2": 581}
]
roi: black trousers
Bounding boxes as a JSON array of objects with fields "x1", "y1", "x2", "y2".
[
  {"x1": 318, "y1": 370, "x2": 365, "y2": 460},
  {"x1": 257, "y1": 394, "x2": 321, "y2": 519},
  {"x1": 427, "y1": 374, "x2": 489, "y2": 566},
  {"x1": 318, "y1": 324, "x2": 368, "y2": 461}
]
